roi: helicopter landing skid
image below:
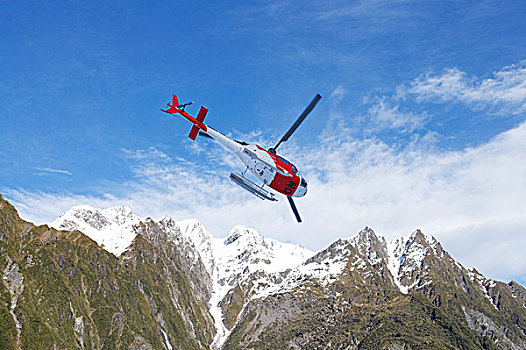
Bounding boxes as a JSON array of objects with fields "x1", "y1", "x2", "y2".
[{"x1": 230, "y1": 172, "x2": 277, "y2": 201}]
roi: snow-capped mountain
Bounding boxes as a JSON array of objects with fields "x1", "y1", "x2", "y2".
[
  {"x1": 50, "y1": 205, "x2": 141, "y2": 255},
  {"x1": 50, "y1": 205, "x2": 314, "y2": 348},
  {"x1": 45, "y1": 204, "x2": 526, "y2": 350},
  {"x1": 207, "y1": 225, "x2": 314, "y2": 347},
  {"x1": 49, "y1": 206, "x2": 443, "y2": 298}
]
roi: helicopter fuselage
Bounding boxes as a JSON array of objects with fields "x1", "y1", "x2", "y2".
[{"x1": 203, "y1": 126, "x2": 307, "y2": 197}]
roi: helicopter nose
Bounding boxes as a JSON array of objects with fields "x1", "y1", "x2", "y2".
[{"x1": 293, "y1": 179, "x2": 308, "y2": 197}]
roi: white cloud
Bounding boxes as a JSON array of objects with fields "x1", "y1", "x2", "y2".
[
  {"x1": 34, "y1": 167, "x2": 72, "y2": 176},
  {"x1": 367, "y1": 98, "x2": 428, "y2": 132},
  {"x1": 329, "y1": 85, "x2": 346, "y2": 104},
  {"x1": 365, "y1": 61, "x2": 526, "y2": 134},
  {"x1": 399, "y1": 61, "x2": 526, "y2": 114}
]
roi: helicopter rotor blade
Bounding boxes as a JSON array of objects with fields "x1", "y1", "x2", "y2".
[
  {"x1": 287, "y1": 196, "x2": 302, "y2": 223},
  {"x1": 272, "y1": 93, "x2": 321, "y2": 151}
]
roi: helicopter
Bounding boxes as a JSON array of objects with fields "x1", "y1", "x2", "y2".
[{"x1": 161, "y1": 93, "x2": 321, "y2": 223}]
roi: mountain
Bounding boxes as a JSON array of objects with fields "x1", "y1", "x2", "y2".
[
  {"x1": 2, "y1": 194, "x2": 526, "y2": 349},
  {"x1": 226, "y1": 228, "x2": 526, "y2": 349},
  {"x1": 1, "y1": 195, "x2": 214, "y2": 349},
  {"x1": 51, "y1": 205, "x2": 314, "y2": 348}
]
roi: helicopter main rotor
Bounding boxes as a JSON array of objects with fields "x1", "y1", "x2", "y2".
[{"x1": 268, "y1": 93, "x2": 322, "y2": 154}]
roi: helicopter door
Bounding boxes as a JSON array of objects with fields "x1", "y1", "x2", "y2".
[{"x1": 254, "y1": 161, "x2": 275, "y2": 184}]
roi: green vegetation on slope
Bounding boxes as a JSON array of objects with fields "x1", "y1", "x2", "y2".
[{"x1": 0, "y1": 194, "x2": 214, "y2": 349}]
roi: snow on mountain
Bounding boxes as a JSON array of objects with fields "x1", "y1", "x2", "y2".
[
  {"x1": 349, "y1": 227, "x2": 388, "y2": 266},
  {"x1": 178, "y1": 219, "x2": 216, "y2": 272},
  {"x1": 385, "y1": 230, "x2": 443, "y2": 294},
  {"x1": 213, "y1": 225, "x2": 314, "y2": 284},
  {"x1": 285, "y1": 227, "x2": 448, "y2": 295},
  {"x1": 272, "y1": 238, "x2": 354, "y2": 293},
  {"x1": 50, "y1": 205, "x2": 141, "y2": 256},
  {"x1": 467, "y1": 268, "x2": 499, "y2": 309},
  {"x1": 49, "y1": 205, "x2": 486, "y2": 348},
  {"x1": 386, "y1": 236, "x2": 408, "y2": 292},
  {"x1": 209, "y1": 225, "x2": 314, "y2": 348},
  {"x1": 156, "y1": 216, "x2": 216, "y2": 274},
  {"x1": 49, "y1": 205, "x2": 454, "y2": 300}
]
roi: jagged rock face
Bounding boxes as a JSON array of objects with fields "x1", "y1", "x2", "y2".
[
  {"x1": 0, "y1": 194, "x2": 214, "y2": 349},
  {"x1": 2, "y1": 194, "x2": 526, "y2": 350},
  {"x1": 136, "y1": 218, "x2": 213, "y2": 306},
  {"x1": 509, "y1": 281, "x2": 526, "y2": 308}
]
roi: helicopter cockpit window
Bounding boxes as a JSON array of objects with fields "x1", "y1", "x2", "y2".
[{"x1": 290, "y1": 164, "x2": 298, "y2": 175}]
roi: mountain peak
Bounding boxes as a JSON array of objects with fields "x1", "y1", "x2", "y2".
[
  {"x1": 350, "y1": 226, "x2": 386, "y2": 246},
  {"x1": 50, "y1": 204, "x2": 141, "y2": 256},
  {"x1": 68, "y1": 204, "x2": 132, "y2": 215},
  {"x1": 409, "y1": 229, "x2": 437, "y2": 245},
  {"x1": 355, "y1": 225, "x2": 376, "y2": 239},
  {"x1": 61, "y1": 204, "x2": 137, "y2": 228},
  {"x1": 224, "y1": 225, "x2": 263, "y2": 245}
]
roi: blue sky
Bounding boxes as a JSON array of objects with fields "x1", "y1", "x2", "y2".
[{"x1": 1, "y1": 1, "x2": 526, "y2": 284}]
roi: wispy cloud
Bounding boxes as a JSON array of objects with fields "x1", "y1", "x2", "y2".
[
  {"x1": 34, "y1": 167, "x2": 72, "y2": 176},
  {"x1": 359, "y1": 61, "x2": 526, "y2": 135},
  {"x1": 397, "y1": 61, "x2": 526, "y2": 114},
  {"x1": 367, "y1": 98, "x2": 428, "y2": 132}
]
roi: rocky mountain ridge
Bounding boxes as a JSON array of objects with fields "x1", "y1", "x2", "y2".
[{"x1": 2, "y1": 196, "x2": 526, "y2": 349}]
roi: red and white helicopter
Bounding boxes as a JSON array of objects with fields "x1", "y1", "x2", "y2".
[{"x1": 161, "y1": 93, "x2": 321, "y2": 222}]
